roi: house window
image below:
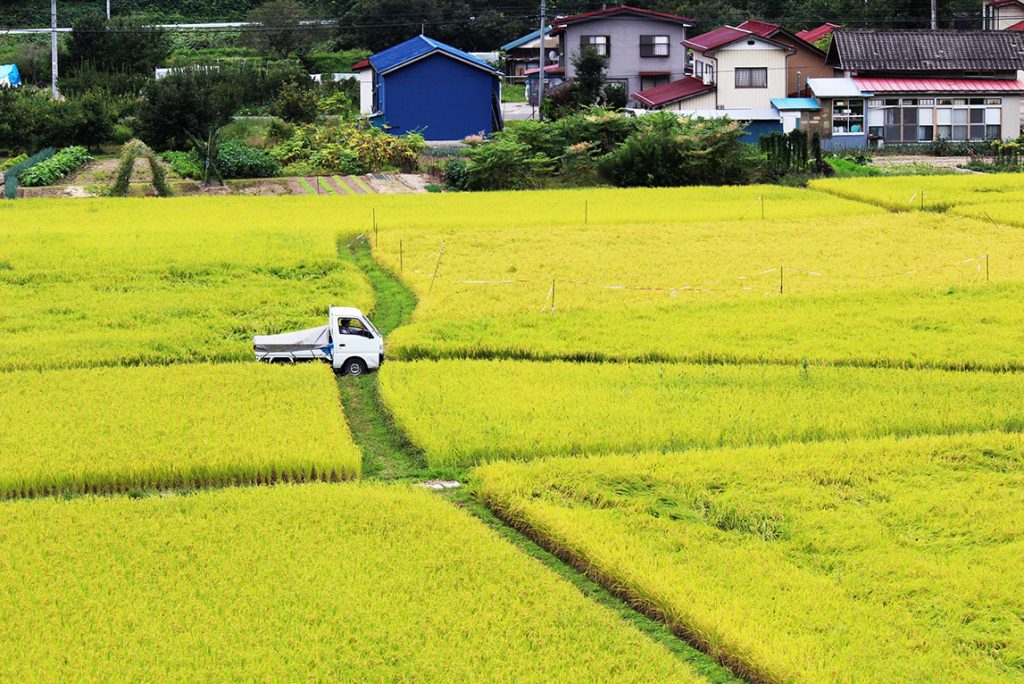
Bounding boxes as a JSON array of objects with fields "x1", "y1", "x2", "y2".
[
  {"x1": 694, "y1": 61, "x2": 704, "y2": 78},
  {"x1": 640, "y1": 75, "x2": 670, "y2": 90},
  {"x1": 580, "y1": 35, "x2": 610, "y2": 57},
  {"x1": 735, "y1": 67, "x2": 767, "y2": 88},
  {"x1": 832, "y1": 99, "x2": 864, "y2": 134},
  {"x1": 640, "y1": 35, "x2": 670, "y2": 57},
  {"x1": 876, "y1": 99, "x2": 1001, "y2": 143}
]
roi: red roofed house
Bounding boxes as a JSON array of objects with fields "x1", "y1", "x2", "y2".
[
  {"x1": 550, "y1": 6, "x2": 694, "y2": 104},
  {"x1": 735, "y1": 20, "x2": 831, "y2": 97},
  {"x1": 796, "y1": 23, "x2": 841, "y2": 44},
  {"x1": 984, "y1": 0, "x2": 1024, "y2": 30}
]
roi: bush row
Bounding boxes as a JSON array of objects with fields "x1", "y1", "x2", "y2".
[{"x1": 18, "y1": 147, "x2": 94, "y2": 187}]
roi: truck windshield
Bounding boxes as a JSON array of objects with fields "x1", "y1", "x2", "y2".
[{"x1": 362, "y1": 317, "x2": 381, "y2": 338}]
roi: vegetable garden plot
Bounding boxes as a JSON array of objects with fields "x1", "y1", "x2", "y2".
[
  {"x1": 475, "y1": 433, "x2": 1024, "y2": 683},
  {"x1": 0, "y1": 483, "x2": 699, "y2": 682},
  {"x1": 382, "y1": 359, "x2": 1024, "y2": 467},
  {"x1": 0, "y1": 363, "x2": 360, "y2": 497}
]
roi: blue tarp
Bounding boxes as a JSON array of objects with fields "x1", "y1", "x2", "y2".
[{"x1": 0, "y1": 64, "x2": 21, "y2": 87}]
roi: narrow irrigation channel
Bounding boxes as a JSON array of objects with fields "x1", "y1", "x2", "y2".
[{"x1": 337, "y1": 236, "x2": 742, "y2": 684}]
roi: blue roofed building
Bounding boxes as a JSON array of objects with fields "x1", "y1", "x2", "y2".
[{"x1": 355, "y1": 35, "x2": 503, "y2": 141}]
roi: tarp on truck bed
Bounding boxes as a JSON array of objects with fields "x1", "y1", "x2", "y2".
[{"x1": 254, "y1": 325, "x2": 331, "y2": 355}]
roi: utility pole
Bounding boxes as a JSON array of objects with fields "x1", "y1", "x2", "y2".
[
  {"x1": 537, "y1": 0, "x2": 547, "y2": 120},
  {"x1": 930, "y1": 0, "x2": 937, "y2": 29},
  {"x1": 50, "y1": 0, "x2": 59, "y2": 100},
  {"x1": 107, "y1": 0, "x2": 111, "y2": 20}
]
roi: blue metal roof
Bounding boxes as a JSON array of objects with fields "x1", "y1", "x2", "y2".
[
  {"x1": 500, "y1": 26, "x2": 552, "y2": 52},
  {"x1": 369, "y1": 35, "x2": 500, "y2": 76},
  {"x1": 770, "y1": 97, "x2": 821, "y2": 111}
]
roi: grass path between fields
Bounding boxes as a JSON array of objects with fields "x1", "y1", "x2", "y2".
[{"x1": 337, "y1": 235, "x2": 742, "y2": 684}]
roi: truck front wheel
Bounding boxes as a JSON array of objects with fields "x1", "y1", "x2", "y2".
[{"x1": 343, "y1": 358, "x2": 368, "y2": 376}]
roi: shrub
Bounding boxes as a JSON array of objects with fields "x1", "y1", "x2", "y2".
[
  {"x1": 216, "y1": 139, "x2": 282, "y2": 178},
  {"x1": 602, "y1": 83, "x2": 628, "y2": 110},
  {"x1": 18, "y1": 146, "x2": 93, "y2": 187},
  {"x1": 274, "y1": 82, "x2": 319, "y2": 123},
  {"x1": 599, "y1": 113, "x2": 762, "y2": 187},
  {"x1": 464, "y1": 138, "x2": 552, "y2": 191},
  {"x1": 0, "y1": 87, "x2": 117, "y2": 153},
  {"x1": 443, "y1": 158, "x2": 469, "y2": 191}
]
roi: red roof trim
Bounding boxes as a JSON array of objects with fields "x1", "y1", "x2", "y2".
[
  {"x1": 1008, "y1": 19, "x2": 1024, "y2": 29},
  {"x1": 523, "y1": 65, "x2": 565, "y2": 75},
  {"x1": 684, "y1": 26, "x2": 794, "y2": 53},
  {"x1": 552, "y1": 5, "x2": 694, "y2": 28},
  {"x1": 736, "y1": 19, "x2": 780, "y2": 37},
  {"x1": 988, "y1": 0, "x2": 1024, "y2": 7},
  {"x1": 795, "y1": 23, "x2": 841, "y2": 43},
  {"x1": 853, "y1": 77, "x2": 1024, "y2": 93},
  {"x1": 352, "y1": 59, "x2": 371, "y2": 71},
  {"x1": 632, "y1": 76, "x2": 715, "y2": 107}
]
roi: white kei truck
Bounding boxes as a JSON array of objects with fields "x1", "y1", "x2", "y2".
[{"x1": 253, "y1": 307, "x2": 384, "y2": 376}]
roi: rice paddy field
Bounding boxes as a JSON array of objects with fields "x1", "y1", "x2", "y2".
[
  {"x1": 474, "y1": 433, "x2": 1024, "y2": 682},
  {"x1": 3, "y1": 174, "x2": 1024, "y2": 681},
  {"x1": 381, "y1": 359, "x2": 1024, "y2": 467},
  {"x1": 0, "y1": 484, "x2": 698, "y2": 681}
]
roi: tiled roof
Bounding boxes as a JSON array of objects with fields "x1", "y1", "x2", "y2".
[
  {"x1": 552, "y1": 5, "x2": 694, "y2": 28},
  {"x1": 796, "y1": 23, "x2": 840, "y2": 43},
  {"x1": 853, "y1": 77, "x2": 1024, "y2": 92},
  {"x1": 632, "y1": 76, "x2": 714, "y2": 107},
  {"x1": 522, "y1": 65, "x2": 565, "y2": 75},
  {"x1": 369, "y1": 35, "x2": 500, "y2": 76},
  {"x1": 830, "y1": 29, "x2": 1024, "y2": 72}
]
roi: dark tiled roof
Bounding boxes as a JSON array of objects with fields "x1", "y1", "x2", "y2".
[{"x1": 830, "y1": 29, "x2": 1024, "y2": 72}]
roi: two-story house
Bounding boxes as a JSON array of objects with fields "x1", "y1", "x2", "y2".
[
  {"x1": 807, "y1": 29, "x2": 1024, "y2": 149},
  {"x1": 550, "y1": 5, "x2": 694, "y2": 100},
  {"x1": 631, "y1": 24, "x2": 794, "y2": 111}
]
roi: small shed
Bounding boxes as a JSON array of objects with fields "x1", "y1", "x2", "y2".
[
  {"x1": 0, "y1": 64, "x2": 21, "y2": 88},
  {"x1": 356, "y1": 35, "x2": 503, "y2": 141}
]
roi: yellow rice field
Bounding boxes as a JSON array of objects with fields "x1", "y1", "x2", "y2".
[
  {"x1": 0, "y1": 483, "x2": 699, "y2": 682},
  {"x1": 0, "y1": 363, "x2": 360, "y2": 497},
  {"x1": 475, "y1": 432, "x2": 1024, "y2": 683},
  {"x1": 809, "y1": 173, "x2": 1024, "y2": 212},
  {"x1": 382, "y1": 359, "x2": 1024, "y2": 466}
]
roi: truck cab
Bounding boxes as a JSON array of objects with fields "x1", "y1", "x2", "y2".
[{"x1": 328, "y1": 306, "x2": 384, "y2": 376}]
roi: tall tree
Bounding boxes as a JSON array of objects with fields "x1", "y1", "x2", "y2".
[
  {"x1": 244, "y1": 0, "x2": 320, "y2": 58},
  {"x1": 66, "y1": 15, "x2": 171, "y2": 74}
]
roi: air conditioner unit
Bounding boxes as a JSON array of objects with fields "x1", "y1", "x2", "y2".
[{"x1": 702, "y1": 73, "x2": 712, "y2": 85}]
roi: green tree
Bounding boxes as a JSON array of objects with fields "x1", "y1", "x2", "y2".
[
  {"x1": 571, "y1": 46, "x2": 608, "y2": 107},
  {"x1": 66, "y1": 15, "x2": 171, "y2": 75},
  {"x1": 243, "y1": 0, "x2": 318, "y2": 58}
]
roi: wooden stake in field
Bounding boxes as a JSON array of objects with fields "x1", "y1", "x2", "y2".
[
  {"x1": 779, "y1": 266, "x2": 784, "y2": 294},
  {"x1": 986, "y1": 254, "x2": 990, "y2": 283},
  {"x1": 760, "y1": 195, "x2": 765, "y2": 220},
  {"x1": 550, "y1": 279, "x2": 556, "y2": 313},
  {"x1": 429, "y1": 241, "x2": 446, "y2": 294}
]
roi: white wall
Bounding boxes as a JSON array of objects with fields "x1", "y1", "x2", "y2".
[
  {"x1": 713, "y1": 40, "x2": 788, "y2": 109},
  {"x1": 1002, "y1": 95, "x2": 1022, "y2": 139},
  {"x1": 659, "y1": 91, "x2": 718, "y2": 110},
  {"x1": 358, "y1": 69, "x2": 374, "y2": 115}
]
